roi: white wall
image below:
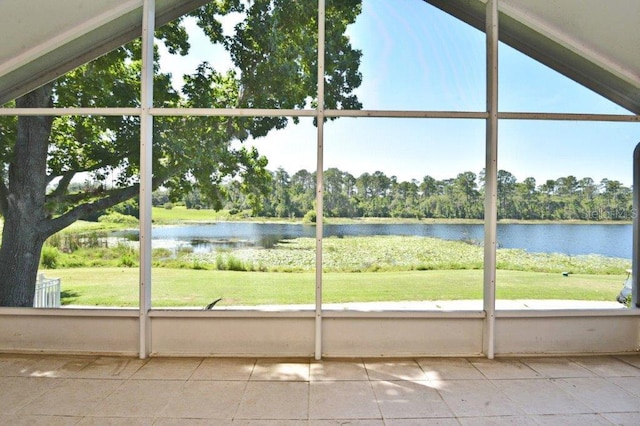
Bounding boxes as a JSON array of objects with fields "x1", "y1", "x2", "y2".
[
  {"x1": 1, "y1": 308, "x2": 638, "y2": 357},
  {"x1": 0, "y1": 308, "x2": 139, "y2": 355}
]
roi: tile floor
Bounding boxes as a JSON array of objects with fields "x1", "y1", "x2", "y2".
[{"x1": 1, "y1": 354, "x2": 640, "y2": 425}]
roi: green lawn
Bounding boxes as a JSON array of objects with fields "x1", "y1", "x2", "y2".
[{"x1": 51, "y1": 267, "x2": 624, "y2": 307}]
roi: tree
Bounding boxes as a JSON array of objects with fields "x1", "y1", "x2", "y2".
[
  {"x1": 323, "y1": 168, "x2": 357, "y2": 217},
  {"x1": 289, "y1": 169, "x2": 316, "y2": 216},
  {"x1": 513, "y1": 177, "x2": 538, "y2": 219},
  {"x1": 556, "y1": 175, "x2": 577, "y2": 196},
  {"x1": 420, "y1": 175, "x2": 438, "y2": 197},
  {"x1": 496, "y1": 170, "x2": 517, "y2": 218},
  {"x1": 451, "y1": 171, "x2": 480, "y2": 218},
  {"x1": 0, "y1": 0, "x2": 363, "y2": 306},
  {"x1": 272, "y1": 168, "x2": 292, "y2": 218}
]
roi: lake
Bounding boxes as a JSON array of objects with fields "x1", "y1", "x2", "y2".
[{"x1": 116, "y1": 222, "x2": 633, "y2": 259}]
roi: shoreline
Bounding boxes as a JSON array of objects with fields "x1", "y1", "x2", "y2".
[
  {"x1": 148, "y1": 216, "x2": 633, "y2": 226},
  {"x1": 59, "y1": 213, "x2": 633, "y2": 235}
]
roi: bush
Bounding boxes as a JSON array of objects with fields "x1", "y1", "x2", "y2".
[
  {"x1": 226, "y1": 255, "x2": 246, "y2": 271},
  {"x1": 303, "y1": 210, "x2": 317, "y2": 223},
  {"x1": 152, "y1": 248, "x2": 173, "y2": 259},
  {"x1": 98, "y1": 212, "x2": 138, "y2": 225},
  {"x1": 215, "y1": 254, "x2": 226, "y2": 270},
  {"x1": 191, "y1": 259, "x2": 207, "y2": 270},
  {"x1": 40, "y1": 246, "x2": 60, "y2": 269},
  {"x1": 215, "y1": 254, "x2": 248, "y2": 271},
  {"x1": 118, "y1": 255, "x2": 137, "y2": 267},
  {"x1": 110, "y1": 199, "x2": 139, "y2": 218}
]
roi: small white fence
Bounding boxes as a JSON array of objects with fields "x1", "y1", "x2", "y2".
[{"x1": 33, "y1": 274, "x2": 61, "y2": 308}]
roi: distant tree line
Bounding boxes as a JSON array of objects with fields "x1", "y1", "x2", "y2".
[{"x1": 152, "y1": 168, "x2": 634, "y2": 221}]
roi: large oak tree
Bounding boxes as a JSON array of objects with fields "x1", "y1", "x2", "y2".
[{"x1": 0, "y1": 0, "x2": 362, "y2": 306}]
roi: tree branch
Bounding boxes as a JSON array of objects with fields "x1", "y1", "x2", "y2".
[
  {"x1": 43, "y1": 184, "x2": 140, "y2": 236},
  {"x1": 46, "y1": 171, "x2": 75, "y2": 200},
  {"x1": 42, "y1": 175, "x2": 166, "y2": 236}
]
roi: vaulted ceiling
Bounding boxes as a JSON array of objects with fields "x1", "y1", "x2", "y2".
[{"x1": 0, "y1": 0, "x2": 638, "y2": 113}]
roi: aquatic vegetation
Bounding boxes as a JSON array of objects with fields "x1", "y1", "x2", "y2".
[{"x1": 40, "y1": 232, "x2": 631, "y2": 275}]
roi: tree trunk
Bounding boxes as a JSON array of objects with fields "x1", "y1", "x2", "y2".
[
  {"x1": 0, "y1": 84, "x2": 53, "y2": 307},
  {"x1": 0, "y1": 219, "x2": 45, "y2": 307}
]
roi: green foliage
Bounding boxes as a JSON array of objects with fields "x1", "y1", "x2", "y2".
[
  {"x1": 303, "y1": 210, "x2": 317, "y2": 223},
  {"x1": 109, "y1": 199, "x2": 139, "y2": 219},
  {"x1": 237, "y1": 167, "x2": 633, "y2": 221},
  {"x1": 98, "y1": 212, "x2": 138, "y2": 225},
  {"x1": 46, "y1": 231, "x2": 106, "y2": 252},
  {"x1": 118, "y1": 255, "x2": 136, "y2": 267},
  {"x1": 215, "y1": 253, "x2": 252, "y2": 271},
  {"x1": 39, "y1": 228, "x2": 631, "y2": 275},
  {"x1": 151, "y1": 205, "x2": 234, "y2": 222},
  {"x1": 152, "y1": 190, "x2": 170, "y2": 207},
  {"x1": 40, "y1": 246, "x2": 60, "y2": 269},
  {"x1": 191, "y1": 259, "x2": 207, "y2": 270},
  {"x1": 0, "y1": 2, "x2": 364, "y2": 305}
]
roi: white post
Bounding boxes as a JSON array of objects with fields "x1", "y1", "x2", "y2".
[
  {"x1": 484, "y1": 0, "x2": 499, "y2": 359},
  {"x1": 632, "y1": 143, "x2": 640, "y2": 308},
  {"x1": 314, "y1": 0, "x2": 326, "y2": 361},
  {"x1": 139, "y1": 0, "x2": 155, "y2": 359}
]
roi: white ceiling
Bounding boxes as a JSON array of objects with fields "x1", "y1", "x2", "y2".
[{"x1": 0, "y1": 0, "x2": 638, "y2": 113}]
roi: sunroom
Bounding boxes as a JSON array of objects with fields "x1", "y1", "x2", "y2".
[{"x1": 0, "y1": 0, "x2": 639, "y2": 359}]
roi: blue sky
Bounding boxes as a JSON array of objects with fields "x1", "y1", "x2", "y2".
[{"x1": 159, "y1": 0, "x2": 639, "y2": 186}]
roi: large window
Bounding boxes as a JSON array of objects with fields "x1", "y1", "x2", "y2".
[
  {"x1": 496, "y1": 119, "x2": 636, "y2": 306},
  {"x1": 2, "y1": 0, "x2": 638, "y2": 313},
  {"x1": 322, "y1": 118, "x2": 485, "y2": 309},
  {"x1": 150, "y1": 117, "x2": 318, "y2": 309}
]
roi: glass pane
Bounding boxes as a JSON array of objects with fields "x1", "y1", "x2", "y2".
[
  {"x1": 496, "y1": 120, "x2": 638, "y2": 308},
  {"x1": 0, "y1": 33, "x2": 149, "y2": 306},
  {"x1": 150, "y1": 117, "x2": 316, "y2": 309},
  {"x1": 322, "y1": 117, "x2": 485, "y2": 310},
  {"x1": 58, "y1": 45, "x2": 141, "y2": 108},
  {"x1": 500, "y1": 43, "x2": 631, "y2": 114},
  {"x1": 330, "y1": 0, "x2": 485, "y2": 111},
  {"x1": 0, "y1": 113, "x2": 141, "y2": 308},
  {"x1": 157, "y1": 0, "x2": 320, "y2": 111}
]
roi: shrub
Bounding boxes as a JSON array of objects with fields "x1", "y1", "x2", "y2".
[
  {"x1": 40, "y1": 245, "x2": 60, "y2": 269},
  {"x1": 98, "y1": 212, "x2": 138, "y2": 225},
  {"x1": 152, "y1": 248, "x2": 173, "y2": 259},
  {"x1": 191, "y1": 259, "x2": 207, "y2": 270},
  {"x1": 110, "y1": 199, "x2": 139, "y2": 218},
  {"x1": 215, "y1": 253, "x2": 248, "y2": 271},
  {"x1": 216, "y1": 254, "x2": 227, "y2": 270},
  {"x1": 226, "y1": 255, "x2": 246, "y2": 271},
  {"x1": 303, "y1": 210, "x2": 317, "y2": 223},
  {"x1": 118, "y1": 255, "x2": 137, "y2": 267}
]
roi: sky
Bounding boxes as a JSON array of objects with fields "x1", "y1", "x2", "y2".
[{"x1": 158, "y1": 0, "x2": 639, "y2": 187}]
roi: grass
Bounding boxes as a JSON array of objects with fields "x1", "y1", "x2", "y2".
[
  {"x1": 152, "y1": 206, "x2": 236, "y2": 223},
  {"x1": 49, "y1": 267, "x2": 624, "y2": 307}
]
